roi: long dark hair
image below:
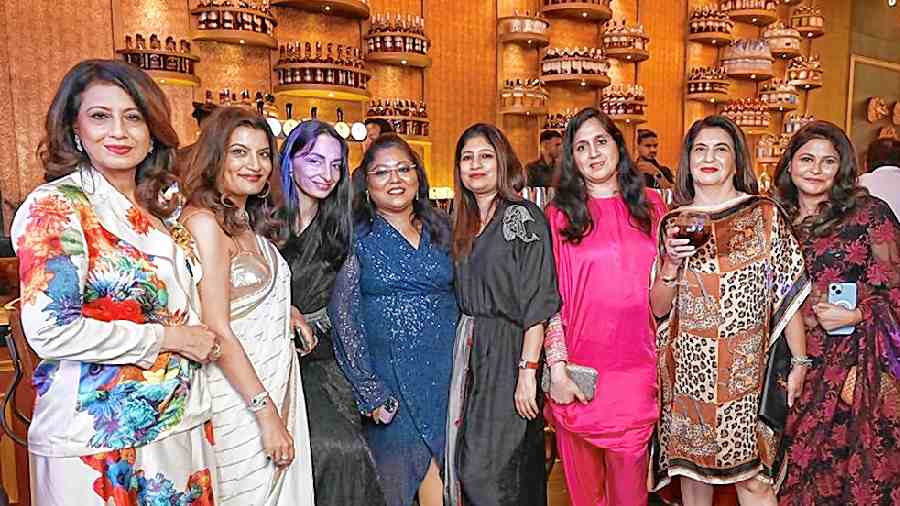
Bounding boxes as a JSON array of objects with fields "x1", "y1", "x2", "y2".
[
  {"x1": 181, "y1": 107, "x2": 285, "y2": 241},
  {"x1": 279, "y1": 120, "x2": 352, "y2": 270},
  {"x1": 552, "y1": 107, "x2": 653, "y2": 243},
  {"x1": 451, "y1": 123, "x2": 524, "y2": 258},
  {"x1": 39, "y1": 59, "x2": 180, "y2": 219},
  {"x1": 352, "y1": 134, "x2": 451, "y2": 251},
  {"x1": 673, "y1": 115, "x2": 758, "y2": 207},
  {"x1": 774, "y1": 121, "x2": 867, "y2": 237}
]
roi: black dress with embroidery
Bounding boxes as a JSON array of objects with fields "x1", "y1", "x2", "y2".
[
  {"x1": 280, "y1": 215, "x2": 386, "y2": 506},
  {"x1": 448, "y1": 199, "x2": 561, "y2": 506}
]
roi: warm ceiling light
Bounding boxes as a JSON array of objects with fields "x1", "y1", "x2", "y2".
[
  {"x1": 239, "y1": 39, "x2": 245, "y2": 44},
  {"x1": 324, "y1": 5, "x2": 331, "y2": 11}
]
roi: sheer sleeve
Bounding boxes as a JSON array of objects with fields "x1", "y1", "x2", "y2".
[
  {"x1": 11, "y1": 187, "x2": 163, "y2": 368},
  {"x1": 768, "y1": 202, "x2": 810, "y2": 344},
  {"x1": 328, "y1": 253, "x2": 394, "y2": 414},
  {"x1": 858, "y1": 198, "x2": 900, "y2": 379},
  {"x1": 507, "y1": 202, "x2": 561, "y2": 329}
]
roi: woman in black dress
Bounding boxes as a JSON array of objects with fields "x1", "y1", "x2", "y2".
[
  {"x1": 444, "y1": 124, "x2": 562, "y2": 506},
  {"x1": 278, "y1": 120, "x2": 386, "y2": 505}
]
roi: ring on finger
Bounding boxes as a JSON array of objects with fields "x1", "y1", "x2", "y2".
[{"x1": 210, "y1": 341, "x2": 223, "y2": 360}]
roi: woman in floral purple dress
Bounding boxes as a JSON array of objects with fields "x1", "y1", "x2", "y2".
[{"x1": 775, "y1": 121, "x2": 900, "y2": 505}]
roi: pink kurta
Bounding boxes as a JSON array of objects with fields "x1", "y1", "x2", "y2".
[{"x1": 546, "y1": 190, "x2": 665, "y2": 450}]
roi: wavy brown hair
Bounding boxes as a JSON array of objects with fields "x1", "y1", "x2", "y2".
[
  {"x1": 181, "y1": 107, "x2": 285, "y2": 241},
  {"x1": 451, "y1": 123, "x2": 525, "y2": 259},
  {"x1": 774, "y1": 121, "x2": 868, "y2": 237},
  {"x1": 673, "y1": 115, "x2": 758, "y2": 207},
  {"x1": 553, "y1": 107, "x2": 653, "y2": 243},
  {"x1": 38, "y1": 59, "x2": 180, "y2": 219}
]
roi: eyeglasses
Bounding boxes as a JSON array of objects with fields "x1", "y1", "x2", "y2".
[{"x1": 366, "y1": 163, "x2": 416, "y2": 184}]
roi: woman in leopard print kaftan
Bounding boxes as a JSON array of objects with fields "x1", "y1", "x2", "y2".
[{"x1": 649, "y1": 116, "x2": 810, "y2": 506}]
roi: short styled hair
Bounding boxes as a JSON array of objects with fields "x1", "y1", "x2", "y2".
[
  {"x1": 540, "y1": 130, "x2": 562, "y2": 143},
  {"x1": 866, "y1": 138, "x2": 900, "y2": 172}
]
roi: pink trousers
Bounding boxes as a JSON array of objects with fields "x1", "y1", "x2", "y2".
[{"x1": 555, "y1": 427, "x2": 649, "y2": 506}]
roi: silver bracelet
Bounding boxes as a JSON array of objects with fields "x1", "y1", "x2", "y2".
[
  {"x1": 790, "y1": 356, "x2": 813, "y2": 367},
  {"x1": 248, "y1": 392, "x2": 270, "y2": 412}
]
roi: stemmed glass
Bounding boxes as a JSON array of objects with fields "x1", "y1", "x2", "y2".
[{"x1": 670, "y1": 211, "x2": 711, "y2": 288}]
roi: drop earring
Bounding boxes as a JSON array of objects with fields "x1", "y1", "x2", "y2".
[{"x1": 74, "y1": 133, "x2": 83, "y2": 152}]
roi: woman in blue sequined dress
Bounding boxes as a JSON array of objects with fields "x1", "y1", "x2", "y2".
[{"x1": 330, "y1": 134, "x2": 458, "y2": 506}]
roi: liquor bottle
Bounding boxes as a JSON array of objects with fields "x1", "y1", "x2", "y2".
[
  {"x1": 304, "y1": 42, "x2": 313, "y2": 62},
  {"x1": 125, "y1": 35, "x2": 133, "y2": 49},
  {"x1": 315, "y1": 41, "x2": 323, "y2": 62},
  {"x1": 326, "y1": 43, "x2": 334, "y2": 63},
  {"x1": 165, "y1": 36, "x2": 176, "y2": 52},
  {"x1": 208, "y1": 8, "x2": 220, "y2": 29},
  {"x1": 150, "y1": 34, "x2": 161, "y2": 50},
  {"x1": 283, "y1": 103, "x2": 298, "y2": 136}
]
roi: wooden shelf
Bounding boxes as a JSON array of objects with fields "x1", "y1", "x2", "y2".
[
  {"x1": 541, "y1": 2, "x2": 612, "y2": 22},
  {"x1": 727, "y1": 9, "x2": 778, "y2": 26},
  {"x1": 687, "y1": 92, "x2": 731, "y2": 104},
  {"x1": 604, "y1": 47, "x2": 649, "y2": 63},
  {"x1": 791, "y1": 79, "x2": 822, "y2": 90},
  {"x1": 366, "y1": 114, "x2": 428, "y2": 123},
  {"x1": 191, "y1": 29, "x2": 277, "y2": 48},
  {"x1": 727, "y1": 70, "x2": 774, "y2": 81},
  {"x1": 609, "y1": 113, "x2": 646, "y2": 125},
  {"x1": 365, "y1": 51, "x2": 431, "y2": 68},
  {"x1": 740, "y1": 126, "x2": 771, "y2": 136},
  {"x1": 275, "y1": 61, "x2": 372, "y2": 77},
  {"x1": 771, "y1": 46, "x2": 802, "y2": 59},
  {"x1": 405, "y1": 135, "x2": 431, "y2": 145},
  {"x1": 795, "y1": 26, "x2": 825, "y2": 39},
  {"x1": 542, "y1": 73, "x2": 611, "y2": 89},
  {"x1": 117, "y1": 48, "x2": 200, "y2": 61},
  {"x1": 497, "y1": 16, "x2": 551, "y2": 48},
  {"x1": 499, "y1": 31, "x2": 551, "y2": 48},
  {"x1": 147, "y1": 70, "x2": 201, "y2": 87},
  {"x1": 781, "y1": 0, "x2": 803, "y2": 5},
  {"x1": 687, "y1": 31, "x2": 734, "y2": 46},
  {"x1": 274, "y1": 83, "x2": 370, "y2": 101},
  {"x1": 757, "y1": 156, "x2": 781, "y2": 165},
  {"x1": 272, "y1": 0, "x2": 370, "y2": 19},
  {"x1": 763, "y1": 101, "x2": 799, "y2": 112},
  {"x1": 499, "y1": 105, "x2": 548, "y2": 116}
]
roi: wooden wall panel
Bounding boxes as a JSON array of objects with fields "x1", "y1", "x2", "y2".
[
  {"x1": 425, "y1": 0, "x2": 497, "y2": 187},
  {"x1": 641, "y1": 0, "x2": 686, "y2": 168},
  {"x1": 808, "y1": 0, "x2": 852, "y2": 127},
  {"x1": 0, "y1": 0, "x2": 18, "y2": 233},
  {"x1": 4, "y1": 0, "x2": 115, "y2": 230}
]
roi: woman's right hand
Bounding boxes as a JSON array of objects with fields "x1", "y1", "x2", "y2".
[
  {"x1": 161, "y1": 325, "x2": 220, "y2": 363},
  {"x1": 663, "y1": 224, "x2": 697, "y2": 264},
  {"x1": 257, "y1": 407, "x2": 295, "y2": 469}
]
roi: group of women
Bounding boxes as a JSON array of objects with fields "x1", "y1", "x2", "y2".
[{"x1": 11, "y1": 58, "x2": 900, "y2": 506}]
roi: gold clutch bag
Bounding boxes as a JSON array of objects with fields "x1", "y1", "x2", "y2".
[{"x1": 540, "y1": 363, "x2": 598, "y2": 401}]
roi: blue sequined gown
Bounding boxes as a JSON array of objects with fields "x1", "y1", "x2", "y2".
[{"x1": 330, "y1": 216, "x2": 458, "y2": 506}]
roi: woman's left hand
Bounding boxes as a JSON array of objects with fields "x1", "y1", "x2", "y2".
[
  {"x1": 290, "y1": 306, "x2": 317, "y2": 356},
  {"x1": 515, "y1": 370, "x2": 539, "y2": 420},
  {"x1": 787, "y1": 364, "x2": 806, "y2": 408},
  {"x1": 812, "y1": 302, "x2": 863, "y2": 332}
]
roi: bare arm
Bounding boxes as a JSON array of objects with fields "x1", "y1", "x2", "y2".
[
  {"x1": 784, "y1": 311, "x2": 807, "y2": 407},
  {"x1": 515, "y1": 322, "x2": 545, "y2": 420},
  {"x1": 183, "y1": 210, "x2": 293, "y2": 466}
]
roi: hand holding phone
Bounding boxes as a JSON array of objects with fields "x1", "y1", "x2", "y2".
[
  {"x1": 373, "y1": 397, "x2": 398, "y2": 424},
  {"x1": 823, "y1": 282, "x2": 858, "y2": 335}
]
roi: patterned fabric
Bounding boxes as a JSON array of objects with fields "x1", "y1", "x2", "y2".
[
  {"x1": 780, "y1": 195, "x2": 900, "y2": 506},
  {"x1": 651, "y1": 195, "x2": 809, "y2": 489},
  {"x1": 30, "y1": 421, "x2": 217, "y2": 506}
]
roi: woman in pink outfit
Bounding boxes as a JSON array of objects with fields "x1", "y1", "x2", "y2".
[{"x1": 544, "y1": 108, "x2": 666, "y2": 506}]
